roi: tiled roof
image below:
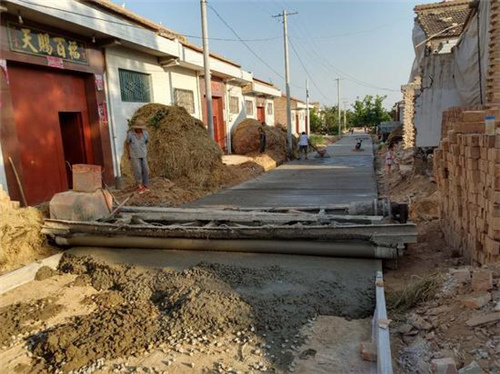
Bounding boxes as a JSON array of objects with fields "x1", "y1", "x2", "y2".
[{"x1": 414, "y1": 0, "x2": 472, "y2": 39}]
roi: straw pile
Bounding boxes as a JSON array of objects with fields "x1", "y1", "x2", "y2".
[
  {"x1": 232, "y1": 119, "x2": 287, "y2": 158},
  {"x1": 121, "y1": 104, "x2": 225, "y2": 188}
]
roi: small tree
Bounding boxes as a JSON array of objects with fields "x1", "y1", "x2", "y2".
[
  {"x1": 310, "y1": 108, "x2": 326, "y2": 134},
  {"x1": 351, "y1": 95, "x2": 391, "y2": 128}
]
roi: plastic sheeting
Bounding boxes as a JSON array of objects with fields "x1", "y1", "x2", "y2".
[{"x1": 412, "y1": 1, "x2": 490, "y2": 148}]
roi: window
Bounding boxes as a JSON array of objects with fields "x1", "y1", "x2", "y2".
[
  {"x1": 174, "y1": 89, "x2": 195, "y2": 114},
  {"x1": 119, "y1": 69, "x2": 151, "y2": 103},
  {"x1": 229, "y1": 96, "x2": 239, "y2": 114},
  {"x1": 267, "y1": 102, "x2": 273, "y2": 115},
  {"x1": 245, "y1": 100, "x2": 254, "y2": 115}
]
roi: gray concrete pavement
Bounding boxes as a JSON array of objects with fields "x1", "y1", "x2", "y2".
[{"x1": 188, "y1": 133, "x2": 377, "y2": 209}]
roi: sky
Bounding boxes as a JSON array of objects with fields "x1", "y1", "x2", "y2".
[{"x1": 112, "y1": 0, "x2": 430, "y2": 109}]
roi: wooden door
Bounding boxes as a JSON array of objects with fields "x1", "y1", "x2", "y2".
[
  {"x1": 212, "y1": 97, "x2": 226, "y2": 151},
  {"x1": 257, "y1": 106, "x2": 265, "y2": 122},
  {"x1": 9, "y1": 64, "x2": 92, "y2": 205}
]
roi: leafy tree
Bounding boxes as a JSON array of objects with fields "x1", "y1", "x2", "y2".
[
  {"x1": 351, "y1": 95, "x2": 392, "y2": 128},
  {"x1": 310, "y1": 108, "x2": 326, "y2": 134}
]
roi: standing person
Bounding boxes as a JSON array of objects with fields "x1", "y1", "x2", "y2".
[
  {"x1": 385, "y1": 146, "x2": 394, "y2": 173},
  {"x1": 298, "y1": 131, "x2": 310, "y2": 160},
  {"x1": 126, "y1": 119, "x2": 150, "y2": 193},
  {"x1": 259, "y1": 126, "x2": 266, "y2": 153}
]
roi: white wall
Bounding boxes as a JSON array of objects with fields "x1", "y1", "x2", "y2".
[
  {"x1": 106, "y1": 46, "x2": 171, "y2": 175},
  {"x1": 166, "y1": 66, "x2": 202, "y2": 120},
  {"x1": 243, "y1": 95, "x2": 257, "y2": 120},
  {"x1": 264, "y1": 99, "x2": 275, "y2": 127}
]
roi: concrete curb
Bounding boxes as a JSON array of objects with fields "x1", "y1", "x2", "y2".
[
  {"x1": 372, "y1": 271, "x2": 393, "y2": 374},
  {"x1": 0, "y1": 253, "x2": 64, "y2": 295}
]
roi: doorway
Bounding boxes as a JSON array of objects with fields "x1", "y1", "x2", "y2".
[
  {"x1": 59, "y1": 112, "x2": 87, "y2": 188},
  {"x1": 296, "y1": 114, "x2": 300, "y2": 134},
  {"x1": 257, "y1": 106, "x2": 265, "y2": 123},
  {"x1": 212, "y1": 97, "x2": 226, "y2": 151}
]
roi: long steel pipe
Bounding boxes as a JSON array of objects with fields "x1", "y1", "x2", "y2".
[{"x1": 55, "y1": 236, "x2": 397, "y2": 259}]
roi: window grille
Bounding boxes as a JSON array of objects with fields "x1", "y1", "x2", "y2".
[{"x1": 119, "y1": 69, "x2": 151, "y2": 103}]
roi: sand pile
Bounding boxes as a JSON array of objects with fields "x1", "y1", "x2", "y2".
[
  {"x1": 0, "y1": 190, "x2": 57, "y2": 274},
  {"x1": 121, "y1": 104, "x2": 225, "y2": 188},
  {"x1": 232, "y1": 119, "x2": 287, "y2": 158}
]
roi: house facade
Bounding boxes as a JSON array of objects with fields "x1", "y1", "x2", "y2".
[{"x1": 274, "y1": 95, "x2": 309, "y2": 135}]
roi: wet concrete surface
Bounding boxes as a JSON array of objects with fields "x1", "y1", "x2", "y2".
[{"x1": 187, "y1": 134, "x2": 376, "y2": 209}]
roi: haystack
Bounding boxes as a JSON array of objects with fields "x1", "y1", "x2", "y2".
[
  {"x1": 232, "y1": 119, "x2": 287, "y2": 158},
  {"x1": 0, "y1": 188, "x2": 56, "y2": 274},
  {"x1": 121, "y1": 104, "x2": 225, "y2": 188}
]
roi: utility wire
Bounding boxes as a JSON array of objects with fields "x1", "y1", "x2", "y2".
[
  {"x1": 207, "y1": 3, "x2": 305, "y2": 90},
  {"x1": 288, "y1": 38, "x2": 330, "y2": 103}
]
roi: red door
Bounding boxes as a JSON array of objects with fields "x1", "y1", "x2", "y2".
[
  {"x1": 9, "y1": 64, "x2": 93, "y2": 205},
  {"x1": 257, "y1": 106, "x2": 265, "y2": 123},
  {"x1": 212, "y1": 97, "x2": 226, "y2": 151}
]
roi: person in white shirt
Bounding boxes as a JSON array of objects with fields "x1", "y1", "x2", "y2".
[{"x1": 298, "y1": 132, "x2": 310, "y2": 160}]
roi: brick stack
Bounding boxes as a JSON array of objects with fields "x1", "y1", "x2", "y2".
[
  {"x1": 434, "y1": 107, "x2": 500, "y2": 264},
  {"x1": 401, "y1": 78, "x2": 421, "y2": 149},
  {"x1": 487, "y1": 0, "x2": 500, "y2": 105}
]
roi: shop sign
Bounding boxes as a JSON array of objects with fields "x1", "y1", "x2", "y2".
[{"x1": 8, "y1": 23, "x2": 89, "y2": 65}]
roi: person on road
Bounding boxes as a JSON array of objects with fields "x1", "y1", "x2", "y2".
[
  {"x1": 126, "y1": 119, "x2": 150, "y2": 193},
  {"x1": 259, "y1": 126, "x2": 266, "y2": 153},
  {"x1": 385, "y1": 146, "x2": 394, "y2": 173},
  {"x1": 298, "y1": 131, "x2": 310, "y2": 160}
]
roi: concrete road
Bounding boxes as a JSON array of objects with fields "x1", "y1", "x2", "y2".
[{"x1": 188, "y1": 134, "x2": 377, "y2": 209}]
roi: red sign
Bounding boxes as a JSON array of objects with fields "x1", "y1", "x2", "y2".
[
  {"x1": 98, "y1": 102, "x2": 108, "y2": 124},
  {"x1": 46, "y1": 56, "x2": 64, "y2": 69}
]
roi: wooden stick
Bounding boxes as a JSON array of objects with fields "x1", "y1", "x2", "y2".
[{"x1": 8, "y1": 157, "x2": 27, "y2": 206}]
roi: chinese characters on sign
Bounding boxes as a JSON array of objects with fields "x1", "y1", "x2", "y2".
[{"x1": 8, "y1": 23, "x2": 88, "y2": 65}]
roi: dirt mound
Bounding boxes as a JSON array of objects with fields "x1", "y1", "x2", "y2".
[
  {"x1": 0, "y1": 297, "x2": 63, "y2": 347},
  {"x1": 0, "y1": 197, "x2": 58, "y2": 274},
  {"x1": 232, "y1": 119, "x2": 287, "y2": 158},
  {"x1": 27, "y1": 254, "x2": 255, "y2": 372},
  {"x1": 121, "y1": 104, "x2": 225, "y2": 188},
  {"x1": 35, "y1": 266, "x2": 58, "y2": 281},
  {"x1": 387, "y1": 124, "x2": 403, "y2": 147},
  {"x1": 410, "y1": 191, "x2": 441, "y2": 222}
]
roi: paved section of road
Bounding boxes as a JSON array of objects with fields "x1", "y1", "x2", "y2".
[{"x1": 188, "y1": 134, "x2": 376, "y2": 209}]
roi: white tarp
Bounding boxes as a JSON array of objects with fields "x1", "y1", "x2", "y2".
[{"x1": 413, "y1": 0, "x2": 490, "y2": 148}]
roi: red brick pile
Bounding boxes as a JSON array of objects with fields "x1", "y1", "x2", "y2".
[{"x1": 434, "y1": 108, "x2": 500, "y2": 264}]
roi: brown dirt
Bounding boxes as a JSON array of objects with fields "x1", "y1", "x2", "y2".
[
  {"x1": 0, "y1": 197, "x2": 59, "y2": 275},
  {"x1": 34, "y1": 266, "x2": 59, "y2": 281},
  {"x1": 3, "y1": 252, "x2": 372, "y2": 373},
  {"x1": 0, "y1": 297, "x2": 63, "y2": 347}
]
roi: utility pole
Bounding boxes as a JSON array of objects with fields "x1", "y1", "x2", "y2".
[
  {"x1": 200, "y1": 0, "x2": 214, "y2": 140},
  {"x1": 273, "y1": 10, "x2": 297, "y2": 154},
  {"x1": 343, "y1": 100, "x2": 348, "y2": 133},
  {"x1": 306, "y1": 79, "x2": 310, "y2": 134},
  {"x1": 336, "y1": 78, "x2": 341, "y2": 138}
]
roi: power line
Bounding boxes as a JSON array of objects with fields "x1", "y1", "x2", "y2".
[
  {"x1": 288, "y1": 38, "x2": 330, "y2": 103},
  {"x1": 208, "y1": 3, "x2": 305, "y2": 90}
]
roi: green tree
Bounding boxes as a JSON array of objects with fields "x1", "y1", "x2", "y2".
[
  {"x1": 351, "y1": 95, "x2": 392, "y2": 128},
  {"x1": 310, "y1": 108, "x2": 326, "y2": 134}
]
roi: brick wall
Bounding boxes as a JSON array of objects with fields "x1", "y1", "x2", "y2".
[
  {"x1": 434, "y1": 107, "x2": 500, "y2": 265},
  {"x1": 401, "y1": 78, "x2": 421, "y2": 149}
]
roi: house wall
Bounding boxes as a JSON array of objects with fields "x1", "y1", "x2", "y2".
[
  {"x1": 105, "y1": 46, "x2": 171, "y2": 175},
  {"x1": 167, "y1": 66, "x2": 202, "y2": 120},
  {"x1": 243, "y1": 95, "x2": 257, "y2": 120},
  {"x1": 274, "y1": 97, "x2": 287, "y2": 128},
  {"x1": 264, "y1": 99, "x2": 276, "y2": 127}
]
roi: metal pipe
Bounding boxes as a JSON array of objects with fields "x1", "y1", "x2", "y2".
[{"x1": 55, "y1": 236, "x2": 397, "y2": 259}]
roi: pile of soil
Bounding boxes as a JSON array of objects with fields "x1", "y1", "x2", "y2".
[
  {"x1": 0, "y1": 192, "x2": 58, "y2": 274},
  {"x1": 23, "y1": 253, "x2": 369, "y2": 372},
  {"x1": 121, "y1": 104, "x2": 225, "y2": 189},
  {"x1": 232, "y1": 119, "x2": 287, "y2": 162}
]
